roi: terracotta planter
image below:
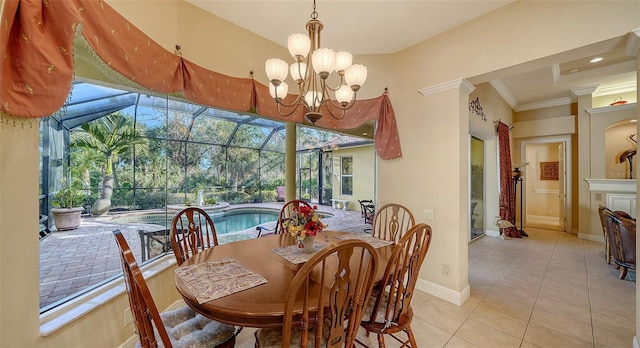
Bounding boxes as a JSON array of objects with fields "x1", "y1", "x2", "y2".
[{"x1": 51, "y1": 207, "x2": 84, "y2": 231}]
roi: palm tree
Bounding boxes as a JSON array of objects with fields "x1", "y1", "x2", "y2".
[{"x1": 72, "y1": 113, "x2": 147, "y2": 215}]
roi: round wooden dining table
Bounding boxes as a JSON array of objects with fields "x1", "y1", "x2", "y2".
[{"x1": 174, "y1": 230, "x2": 394, "y2": 328}]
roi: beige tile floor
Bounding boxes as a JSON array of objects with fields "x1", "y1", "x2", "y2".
[{"x1": 233, "y1": 227, "x2": 636, "y2": 347}]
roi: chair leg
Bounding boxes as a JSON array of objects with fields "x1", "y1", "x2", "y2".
[
  {"x1": 619, "y1": 266, "x2": 628, "y2": 280},
  {"x1": 405, "y1": 326, "x2": 418, "y2": 348},
  {"x1": 376, "y1": 333, "x2": 386, "y2": 348}
]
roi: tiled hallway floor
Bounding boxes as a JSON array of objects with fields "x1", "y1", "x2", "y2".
[{"x1": 233, "y1": 227, "x2": 636, "y2": 347}]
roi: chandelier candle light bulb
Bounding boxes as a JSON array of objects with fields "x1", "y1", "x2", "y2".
[{"x1": 265, "y1": 0, "x2": 367, "y2": 124}]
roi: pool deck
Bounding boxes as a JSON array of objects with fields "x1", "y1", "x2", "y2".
[{"x1": 38, "y1": 203, "x2": 369, "y2": 310}]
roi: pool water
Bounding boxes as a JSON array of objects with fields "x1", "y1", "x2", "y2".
[{"x1": 113, "y1": 209, "x2": 279, "y2": 234}]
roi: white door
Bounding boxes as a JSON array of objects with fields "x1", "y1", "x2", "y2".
[{"x1": 558, "y1": 142, "x2": 566, "y2": 232}]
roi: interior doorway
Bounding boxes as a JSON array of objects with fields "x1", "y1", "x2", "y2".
[
  {"x1": 520, "y1": 136, "x2": 571, "y2": 233},
  {"x1": 470, "y1": 135, "x2": 485, "y2": 241}
]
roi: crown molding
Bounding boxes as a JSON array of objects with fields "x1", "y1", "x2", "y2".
[
  {"x1": 418, "y1": 78, "x2": 475, "y2": 96},
  {"x1": 558, "y1": 60, "x2": 636, "y2": 83},
  {"x1": 586, "y1": 102, "x2": 637, "y2": 114},
  {"x1": 571, "y1": 85, "x2": 599, "y2": 98},
  {"x1": 489, "y1": 79, "x2": 517, "y2": 109},
  {"x1": 551, "y1": 64, "x2": 561, "y2": 84},
  {"x1": 515, "y1": 97, "x2": 573, "y2": 112},
  {"x1": 625, "y1": 28, "x2": 640, "y2": 56},
  {"x1": 593, "y1": 81, "x2": 637, "y2": 97}
]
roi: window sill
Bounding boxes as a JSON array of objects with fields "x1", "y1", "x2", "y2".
[{"x1": 39, "y1": 255, "x2": 176, "y2": 336}]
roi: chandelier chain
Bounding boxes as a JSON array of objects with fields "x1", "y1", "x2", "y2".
[{"x1": 311, "y1": 0, "x2": 318, "y2": 20}]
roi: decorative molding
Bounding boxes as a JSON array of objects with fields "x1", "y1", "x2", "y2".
[
  {"x1": 593, "y1": 81, "x2": 638, "y2": 97},
  {"x1": 416, "y1": 279, "x2": 470, "y2": 306},
  {"x1": 468, "y1": 97, "x2": 486, "y2": 121},
  {"x1": 560, "y1": 60, "x2": 636, "y2": 83},
  {"x1": 578, "y1": 233, "x2": 605, "y2": 243},
  {"x1": 489, "y1": 79, "x2": 517, "y2": 109},
  {"x1": 571, "y1": 85, "x2": 599, "y2": 98},
  {"x1": 418, "y1": 78, "x2": 475, "y2": 96},
  {"x1": 514, "y1": 97, "x2": 573, "y2": 112},
  {"x1": 586, "y1": 102, "x2": 637, "y2": 114},
  {"x1": 551, "y1": 64, "x2": 561, "y2": 84},
  {"x1": 533, "y1": 188, "x2": 559, "y2": 194},
  {"x1": 625, "y1": 28, "x2": 640, "y2": 57},
  {"x1": 583, "y1": 179, "x2": 637, "y2": 193}
]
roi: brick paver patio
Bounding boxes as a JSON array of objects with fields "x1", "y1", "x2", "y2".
[{"x1": 39, "y1": 203, "x2": 368, "y2": 310}]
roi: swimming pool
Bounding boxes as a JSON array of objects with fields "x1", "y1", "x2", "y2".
[{"x1": 111, "y1": 208, "x2": 280, "y2": 235}]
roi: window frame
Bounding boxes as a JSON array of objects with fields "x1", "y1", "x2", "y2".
[{"x1": 340, "y1": 156, "x2": 353, "y2": 196}]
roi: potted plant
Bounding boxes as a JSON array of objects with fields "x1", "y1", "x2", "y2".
[{"x1": 51, "y1": 183, "x2": 85, "y2": 231}]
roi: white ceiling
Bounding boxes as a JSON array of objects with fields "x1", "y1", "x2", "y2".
[{"x1": 187, "y1": 0, "x2": 637, "y2": 111}]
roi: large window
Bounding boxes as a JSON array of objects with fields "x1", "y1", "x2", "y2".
[
  {"x1": 341, "y1": 156, "x2": 353, "y2": 195},
  {"x1": 38, "y1": 80, "x2": 371, "y2": 312}
]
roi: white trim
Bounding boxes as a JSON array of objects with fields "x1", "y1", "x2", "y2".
[
  {"x1": 117, "y1": 335, "x2": 138, "y2": 348},
  {"x1": 584, "y1": 179, "x2": 637, "y2": 193},
  {"x1": 571, "y1": 85, "x2": 599, "y2": 98},
  {"x1": 625, "y1": 28, "x2": 640, "y2": 56},
  {"x1": 551, "y1": 64, "x2": 560, "y2": 84},
  {"x1": 485, "y1": 229, "x2": 501, "y2": 238},
  {"x1": 634, "y1": 336, "x2": 639, "y2": 348},
  {"x1": 489, "y1": 79, "x2": 517, "y2": 109},
  {"x1": 533, "y1": 189, "x2": 559, "y2": 194},
  {"x1": 40, "y1": 255, "x2": 176, "y2": 335},
  {"x1": 578, "y1": 233, "x2": 605, "y2": 243},
  {"x1": 515, "y1": 97, "x2": 572, "y2": 112},
  {"x1": 418, "y1": 78, "x2": 475, "y2": 96},
  {"x1": 593, "y1": 81, "x2": 637, "y2": 97},
  {"x1": 416, "y1": 279, "x2": 470, "y2": 306},
  {"x1": 586, "y1": 102, "x2": 637, "y2": 114}
]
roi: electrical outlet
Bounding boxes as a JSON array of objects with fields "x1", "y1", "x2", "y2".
[
  {"x1": 423, "y1": 209, "x2": 434, "y2": 220},
  {"x1": 124, "y1": 308, "x2": 133, "y2": 326},
  {"x1": 442, "y1": 263, "x2": 450, "y2": 276}
]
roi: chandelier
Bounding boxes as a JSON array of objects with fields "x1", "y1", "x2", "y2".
[{"x1": 265, "y1": 0, "x2": 367, "y2": 125}]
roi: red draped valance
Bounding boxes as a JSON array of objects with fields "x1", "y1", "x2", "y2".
[{"x1": 0, "y1": 0, "x2": 401, "y2": 159}]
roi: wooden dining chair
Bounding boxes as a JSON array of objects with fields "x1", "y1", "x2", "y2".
[
  {"x1": 257, "y1": 199, "x2": 313, "y2": 237},
  {"x1": 112, "y1": 230, "x2": 236, "y2": 348},
  {"x1": 359, "y1": 223, "x2": 432, "y2": 347},
  {"x1": 358, "y1": 200, "x2": 375, "y2": 232},
  {"x1": 170, "y1": 207, "x2": 219, "y2": 266},
  {"x1": 254, "y1": 240, "x2": 379, "y2": 348},
  {"x1": 371, "y1": 203, "x2": 415, "y2": 242}
]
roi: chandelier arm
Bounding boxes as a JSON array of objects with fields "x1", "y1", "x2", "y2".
[
  {"x1": 321, "y1": 93, "x2": 357, "y2": 112},
  {"x1": 318, "y1": 101, "x2": 347, "y2": 120},
  {"x1": 319, "y1": 76, "x2": 347, "y2": 93},
  {"x1": 275, "y1": 100, "x2": 305, "y2": 118}
]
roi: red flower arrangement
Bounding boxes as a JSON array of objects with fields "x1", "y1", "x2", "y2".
[{"x1": 283, "y1": 205, "x2": 326, "y2": 247}]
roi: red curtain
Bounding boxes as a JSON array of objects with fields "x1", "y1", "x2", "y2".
[
  {"x1": 497, "y1": 122, "x2": 520, "y2": 238},
  {"x1": 0, "y1": 0, "x2": 402, "y2": 160}
]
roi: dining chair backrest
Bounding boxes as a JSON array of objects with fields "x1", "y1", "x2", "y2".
[
  {"x1": 277, "y1": 199, "x2": 313, "y2": 235},
  {"x1": 358, "y1": 200, "x2": 375, "y2": 224},
  {"x1": 113, "y1": 230, "x2": 236, "y2": 348},
  {"x1": 282, "y1": 240, "x2": 378, "y2": 348},
  {"x1": 113, "y1": 229, "x2": 174, "y2": 347},
  {"x1": 361, "y1": 223, "x2": 432, "y2": 347},
  {"x1": 371, "y1": 203, "x2": 415, "y2": 242},
  {"x1": 170, "y1": 207, "x2": 219, "y2": 266}
]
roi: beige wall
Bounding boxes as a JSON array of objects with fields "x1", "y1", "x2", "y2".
[
  {"x1": 0, "y1": 0, "x2": 639, "y2": 347},
  {"x1": 605, "y1": 121, "x2": 638, "y2": 179},
  {"x1": 331, "y1": 145, "x2": 375, "y2": 212}
]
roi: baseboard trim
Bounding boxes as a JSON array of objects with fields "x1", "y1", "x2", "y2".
[
  {"x1": 578, "y1": 233, "x2": 605, "y2": 242},
  {"x1": 485, "y1": 229, "x2": 500, "y2": 238},
  {"x1": 416, "y1": 279, "x2": 470, "y2": 305},
  {"x1": 633, "y1": 336, "x2": 639, "y2": 348}
]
